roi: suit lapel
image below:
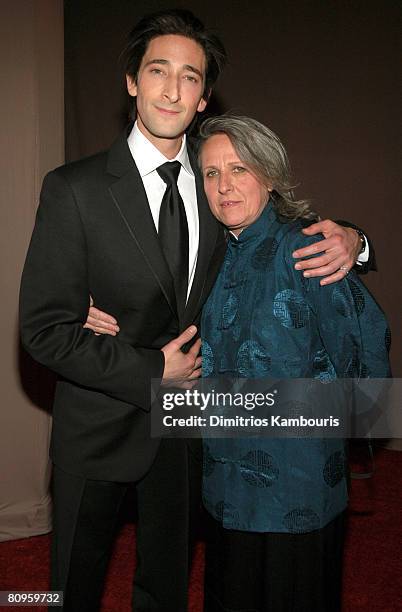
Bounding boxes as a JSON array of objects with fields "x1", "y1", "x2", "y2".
[
  {"x1": 182, "y1": 145, "x2": 220, "y2": 328},
  {"x1": 107, "y1": 131, "x2": 177, "y2": 317}
]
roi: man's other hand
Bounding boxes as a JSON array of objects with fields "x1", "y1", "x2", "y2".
[
  {"x1": 292, "y1": 220, "x2": 360, "y2": 286},
  {"x1": 84, "y1": 299, "x2": 120, "y2": 336},
  {"x1": 83, "y1": 303, "x2": 201, "y2": 384},
  {"x1": 161, "y1": 326, "x2": 202, "y2": 385}
]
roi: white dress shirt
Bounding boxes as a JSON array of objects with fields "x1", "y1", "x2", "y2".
[
  {"x1": 127, "y1": 122, "x2": 199, "y2": 300},
  {"x1": 356, "y1": 241, "x2": 369, "y2": 264}
]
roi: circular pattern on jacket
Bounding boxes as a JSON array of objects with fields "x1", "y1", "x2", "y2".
[
  {"x1": 283, "y1": 508, "x2": 321, "y2": 533},
  {"x1": 323, "y1": 450, "x2": 346, "y2": 487},
  {"x1": 332, "y1": 281, "x2": 365, "y2": 318},
  {"x1": 251, "y1": 237, "x2": 278, "y2": 270},
  {"x1": 277, "y1": 400, "x2": 311, "y2": 437},
  {"x1": 273, "y1": 289, "x2": 309, "y2": 328},
  {"x1": 240, "y1": 450, "x2": 279, "y2": 488},
  {"x1": 332, "y1": 285, "x2": 353, "y2": 318},
  {"x1": 313, "y1": 349, "x2": 336, "y2": 383},
  {"x1": 348, "y1": 278, "x2": 365, "y2": 316},
  {"x1": 344, "y1": 351, "x2": 368, "y2": 378},
  {"x1": 237, "y1": 340, "x2": 272, "y2": 377},
  {"x1": 201, "y1": 341, "x2": 214, "y2": 377},
  {"x1": 221, "y1": 292, "x2": 239, "y2": 328}
]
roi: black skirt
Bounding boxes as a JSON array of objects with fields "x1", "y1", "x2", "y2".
[{"x1": 204, "y1": 511, "x2": 346, "y2": 612}]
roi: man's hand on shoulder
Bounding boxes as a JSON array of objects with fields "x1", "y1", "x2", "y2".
[{"x1": 292, "y1": 219, "x2": 361, "y2": 286}]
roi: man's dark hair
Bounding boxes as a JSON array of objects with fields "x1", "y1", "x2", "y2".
[{"x1": 122, "y1": 9, "x2": 227, "y2": 101}]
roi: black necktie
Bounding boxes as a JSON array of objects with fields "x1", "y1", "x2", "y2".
[{"x1": 157, "y1": 161, "x2": 189, "y2": 315}]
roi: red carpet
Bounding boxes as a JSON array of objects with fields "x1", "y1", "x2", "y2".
[{"x1": 1, "y1": 448, "x2": 401, "y2": 611}]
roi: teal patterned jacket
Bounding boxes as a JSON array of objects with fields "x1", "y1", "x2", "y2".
[{"x1": 201, "y1": 202, "x2": 391, "y2": 533}]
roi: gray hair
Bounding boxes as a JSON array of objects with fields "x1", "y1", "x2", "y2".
[{"x1": 198, "y1": 114, "x2": 317, "y2": 221}]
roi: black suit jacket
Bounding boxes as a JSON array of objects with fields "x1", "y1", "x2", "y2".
[{"x1": 20, "y1": 130, "x2": 227, "y2": 482}]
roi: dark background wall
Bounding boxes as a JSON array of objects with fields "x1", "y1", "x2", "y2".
[{"x1": 65, "y1": 0, "x2": 401, "y2": 375}]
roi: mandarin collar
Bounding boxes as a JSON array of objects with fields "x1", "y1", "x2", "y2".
[{"x1": 228, "y1": 199, "x2": 277, "y2": 246}]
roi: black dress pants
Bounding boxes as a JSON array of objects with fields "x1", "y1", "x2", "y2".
[
  {"x1": 204, "y1": 512, "x2": 346, "y2": 612},
  {"x1": 51, "y1": 439, "x2": 202, "y2": 612}
]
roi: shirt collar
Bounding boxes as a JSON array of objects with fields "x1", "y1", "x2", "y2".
[{"x1": 127, "y1": 122, "x2": 194, "y2": 178}]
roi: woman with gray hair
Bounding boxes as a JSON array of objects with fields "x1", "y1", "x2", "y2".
[
  {"x1": 198, "y1": 114, "x2": 390, "y2": 611},
  {"x1": 83, "y1": 114, "x2": 388, "y2": 610}
]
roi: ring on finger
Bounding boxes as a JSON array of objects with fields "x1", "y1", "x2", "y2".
[{"x1": 339, "y1": 264, "x2": 349, "y2": 274}]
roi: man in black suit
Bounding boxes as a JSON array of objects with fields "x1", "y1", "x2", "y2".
[{"x1": 20, "y1": 9, "x2": 372, "y2": 612}]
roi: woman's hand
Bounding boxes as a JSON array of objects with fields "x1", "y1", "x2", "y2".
[
  {"x1": 292, "y1": 220, "x2": 361, "y2": 285},
  {"x1": 83, "y1": 297, "x2": 120, "y2": 336}
]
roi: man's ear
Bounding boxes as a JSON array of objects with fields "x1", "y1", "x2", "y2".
[
  {"x1": 126, "y1": 74, "x2": 137, "y2": 97},
  {"x1": 197, "y1": 88, "x2": 211, "y2": 113},
  {"x1": 197, "y1": 97, "x2": 208, "y2": 113}
]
